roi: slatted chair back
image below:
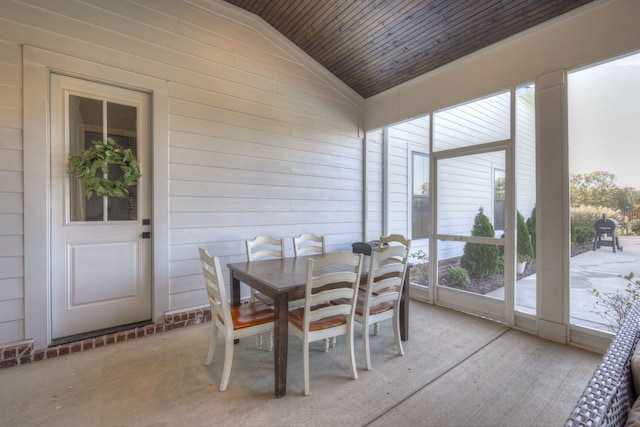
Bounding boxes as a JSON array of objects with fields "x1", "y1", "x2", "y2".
[
  {"x1": 199, "y1": 248, "x2": 274, "y2": 391},
  {"x1": 379, "y1": 233, "x2": 411, "y2": 252},
  {"x1": 288, "y1": 251, "x2": 363, "y2": 395},
  {"x1": 200, "y1": 248, "x2": 232, "y2": 331},
  {"x1": 359, "y1": 241, "x2": 411, "y2": 370},
  {"x1": 246, "y1": 235, "x2": 285, "y2": 261},
  {"x1": 293, "y1": 233, "x2": 326, "y2": 257},
  {"x1": 244, "y1": 236, "x2": 284, "y2": 350}
]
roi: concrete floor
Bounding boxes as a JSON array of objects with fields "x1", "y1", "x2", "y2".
[{"x1": 0, "y1": 301, "x2": 601, "y2": 427}]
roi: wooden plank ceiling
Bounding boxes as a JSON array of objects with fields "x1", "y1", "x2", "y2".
[{"x1": 223, "y1": 0, "x2": 594, "y2": 98}]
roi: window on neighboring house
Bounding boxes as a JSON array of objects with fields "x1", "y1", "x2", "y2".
[
  {"x1": 494, "y1": 168, "x2": 505, "y2": 231},
  {"x1": 412, "y1": 152, "x2": 429, "y2": 239}
]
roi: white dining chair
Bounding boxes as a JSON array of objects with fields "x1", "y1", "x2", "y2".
[
  {"x1": 198, "y1": 248, "x2": 274, "y2": 391},
  {"x1": 292, "y1": 233, "x2": 335, "y2": 351},
  {"x1": 293, "y1": 233, "x2": 326, "y2": 257},
  {"x1": 288, "y1": 251, "x2": 363, "y2": 396},
  {"x1": 369, "y1": 234, "x2": 412, "y2": 335},
  {"x1": 356, "y1": 242, "x2": 410, "y2": 370},
  {"x1": 245, "y1": 235, "x2": 285, "y2": 350}
]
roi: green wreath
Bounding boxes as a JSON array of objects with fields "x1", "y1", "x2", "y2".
[{"x1": 68, "y1": 137, "x2": 141, "y2": 199}]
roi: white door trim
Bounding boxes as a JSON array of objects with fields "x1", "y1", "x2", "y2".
[{"x1": 23, "y1": 46, "x2": 169, "y2": 350}]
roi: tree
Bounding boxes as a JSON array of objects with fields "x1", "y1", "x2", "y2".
[
  {"x1": 526, "y1": 206, "x2": 536, "y2": 258},
  {"x1": 460, "y1": 208, "x2": 499, "y2": 278},
  {"x1": 570, "y1": 171, "x2": 638, "y2": 211},
  {"x1": 613, "y1": 186, "x2": 640, "y2": 212},
  {"x1": 517, "y1": 211, "x2": 533, "y2": 263}
]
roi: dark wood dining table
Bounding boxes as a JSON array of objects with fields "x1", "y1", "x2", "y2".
[{"x1": 227, "y1": 254, "x2": 410, "y2": 398}]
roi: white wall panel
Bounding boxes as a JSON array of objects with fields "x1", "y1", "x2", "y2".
[
  {"x1": 0, "y1": 257, "x2": 23, "y2": 280},
  {"x1": 0, "y1": 150, "x2": 21, "y2": 171},
  {"x1": 0, "y1": 299, "x2": 23, "y2": 323},
  {"x1": 0, "y1": 319, "x2": 23, "y2": 343},
  {"x1": 0, "y1": 128, "x2": 22, "y2": 150},
  {"x1": 0, "y1": 0, "x2": 364, "y2": 344},
  {"x1": 0, "y1": 214, "x2": 22, "y2": 236},
  {"x1": 0, "y1": 37, "x2": 23, "y2": 342},
  {"x1": 0, "y1": 172, "x2": 22, "y2": 193},
  {"x1": 0, "y1": 193, "x2": 22, "y2": 214},
  {"x1": 0, "y1": 278, "x2": 23, "y2": 300}
]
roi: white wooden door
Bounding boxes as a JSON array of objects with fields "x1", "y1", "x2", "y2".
[{"x1": 50, "y1": 74, "x2": 151, "y2": 341}]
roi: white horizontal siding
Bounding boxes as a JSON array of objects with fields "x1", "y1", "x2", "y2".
[
  {"x1": 0, "y1": 0, "x2": 364, "y2": 343},
  {"x1": 0, "y1": 38, "x2": 23, "y2": 344},
  {"x1": 516, "y1": 94, "x2": 536, "y2": 220},
  {"x1": 0, "y1": 320, "x2": 23, "y2": 343},
  {"x1": 0, "y1": 277, "x2": 24, "y2": 341},
  {"x1": 438, "y1": 154, "x2": 501, "y2": 237},
  {"x1": 387, "y1": 118, "x2": 429, "y2": 239},
  {"x1": 363, "y1": 130, "x2": 384, "y2": 241},
  {"x1": 0, "y1": 214, "x2": 22, "y2": 236},
  {"x1": 433, "y1": 92, "x2": 510, "y2": 152},
  {"x1": 0, "y1": 257, "x2": 23, "y2": 280}
]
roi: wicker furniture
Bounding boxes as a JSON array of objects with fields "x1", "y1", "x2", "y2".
[{"x1": 566, "y1": 302, "x2": 640, "y2": 426}]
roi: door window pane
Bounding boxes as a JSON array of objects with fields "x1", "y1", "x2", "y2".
[
  {"x1": 68, "y1": 97, "x2": 139, "y2": 222},
  {"x1": 437, "y1": 239, "x2": 505, "y2": 299},
  {"x1": 433, "y1": 91, "x2": 510, "y2": 152},
  {"x1": 438, "y1": 150, "x2": 505, "y2": 237},
  {"x1": 69, "y1": 95, "x2": 103, "y2": 222},
  {"x1": 412, "y1": 152, "x2": 429, "y2": 239},
  {"x1": 494, "y1": 169, "x2": 505, "y2": 231},
  {"x1": 107, "y1": 102, "x2": 138, "y2": 221},
  {"x1": 515, "y1": 83, "x2": 537, "y2": 315}
]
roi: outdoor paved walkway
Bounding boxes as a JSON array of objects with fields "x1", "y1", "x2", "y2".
[{"x1": 511, "y1": 236, "x2": 640, "y2": 330}]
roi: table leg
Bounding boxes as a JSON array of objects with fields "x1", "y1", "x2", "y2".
[
  {"x1": 230, "y1": 271, "x2": 241, "y2": 307},
  {"x1": 400, "y1": 271, "x2": 409, "y2": 341},
  {"x1": 273, "y1": 293, "x2": 289, "y2": 398},
  {"x1": 230, "y1": 271, "x2": 241, "y2": 344}
]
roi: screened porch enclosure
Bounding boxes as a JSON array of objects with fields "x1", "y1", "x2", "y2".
[
  {"x1": 568, "y1": 51, "x2": 640, "y2": 333},
  {"x1": 371, "y1": 49, "x2": 640, "y2": 336},
  {"x1": 368, "y1": 86, "x2": 537, "y2": 324}
]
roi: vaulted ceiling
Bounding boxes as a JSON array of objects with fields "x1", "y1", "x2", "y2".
[{"x1": 223, "y1": 0, "x2": 594, "y2": 98}]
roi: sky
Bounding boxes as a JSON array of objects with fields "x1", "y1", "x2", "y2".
[{"x1": 568, "y1": 52, "x2": 640, "y2": 189}]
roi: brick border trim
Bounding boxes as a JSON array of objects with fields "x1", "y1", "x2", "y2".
[{"x1": 0, "y1": 306, "x2": 212, "y2": 369}]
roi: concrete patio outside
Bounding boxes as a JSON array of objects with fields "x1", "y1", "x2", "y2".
[{"x1": 498, "y1": 235, "x2": 640, "y2": 330}]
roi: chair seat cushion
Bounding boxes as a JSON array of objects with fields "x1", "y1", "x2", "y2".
[
  {"x1": 373, "y1": 286, "x2": 397, "y2": 295},
  {"x1": 288, "y1": 305, "x2": 346, "y2": 331},
  {"x1": 228, "y1": 302, "x2": 274, "y2": 329},
  {"x1": 332, "y1": 294, "x2": 393, "y2": 316},
  {"x1": 358, "y1": 284, "x2": 397, "y2": 295}
]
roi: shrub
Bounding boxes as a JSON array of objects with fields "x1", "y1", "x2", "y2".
[
  {"x1": 496, "y1": 255, "x2": 504, "y2": 274},
  {"x1": 517, "y1": 210, "x2": 533, "y2": 263},
  {"x1": 589, "y1": 272, "x2": 640, "y2": 331},
  {"x1": 409, "y1": 249, "x2": 428, "y2": 286},
  {"x1": 461, "y1": 207, "x2": 500, "y2": 279},
  {"x1": 571, "y1": 205, "x2": 622, "y2": 229},
  {"x1": 629, "y1": 219, "x2": 640, "y2": 235},
  {"x1": 574, "y1": 226, "x2": 595, "y2": 245},
  {"x1": 447, "y1": 267, "x2": 470, "y2": 288},
  {"x1": 526, "y1": 206, "x2": 536, "y2": 258}
]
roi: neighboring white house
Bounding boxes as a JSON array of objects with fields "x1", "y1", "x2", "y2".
[
  {"x1": 0, "y1": 0, "x2": 639, "y2": 353},
  {"x1": 367, "y1": 88, "x2": 536, "y2": 261}
]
